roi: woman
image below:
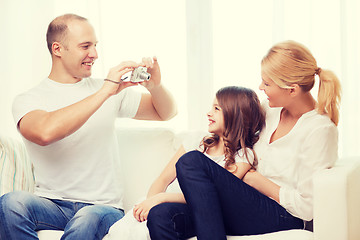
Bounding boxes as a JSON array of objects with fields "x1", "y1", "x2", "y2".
[{"x1": 147, "y1": 40, "x2": 341, "y2": 239}]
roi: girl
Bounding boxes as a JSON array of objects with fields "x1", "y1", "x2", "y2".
[
  {"x1": 106, "y1": 86, "x2": 265, "y2": 240},
  {"x1": 147, "y1": 40, "x2": 341, "y2": 239}
]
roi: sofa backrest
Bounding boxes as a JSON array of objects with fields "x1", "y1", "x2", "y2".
[{"x1": 115, "y1": 127, "x2": 181, "y2": 211}]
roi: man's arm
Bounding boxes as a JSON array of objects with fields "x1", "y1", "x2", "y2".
[
  {"x1": 133, "y1": 57, "x2": 177, "y2": 121},
  {"x1": 19, "y1": 61, "x2": 139, "y2": 146}
]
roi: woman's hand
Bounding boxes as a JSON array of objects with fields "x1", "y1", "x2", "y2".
[{"x1": 242, "y1": 169, "x2": 257, "y2": 187}]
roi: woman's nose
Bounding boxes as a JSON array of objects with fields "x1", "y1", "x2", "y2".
[{"x1": 259, "y1": 82, "x2": 264, "y2": 91}]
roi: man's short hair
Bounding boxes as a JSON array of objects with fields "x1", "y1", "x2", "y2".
[{"x1": 46, "y1": 14, "x2": 88, "y2": 54}]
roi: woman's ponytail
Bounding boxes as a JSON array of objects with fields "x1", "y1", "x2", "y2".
[{"x1": 317, "y1": 68, "x2": 341, "y2": 126}]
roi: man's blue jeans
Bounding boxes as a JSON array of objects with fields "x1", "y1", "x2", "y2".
[
  {"x1": 0, "y1": 191, "x2": 124, "y2": 240},
  {"x1": 147, "y1": 151, "x2": 304, "y2": 240}
]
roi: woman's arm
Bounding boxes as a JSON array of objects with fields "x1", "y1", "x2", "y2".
[
  {"x1": 133, "y1": 145, "x2": 186, "y2": 222},
  {"x1": 243, "y1": 170, "x2": 280, "y2": 203},
  {"x1": 231, "y1": 162, "x2": 252, "y2": 180}
]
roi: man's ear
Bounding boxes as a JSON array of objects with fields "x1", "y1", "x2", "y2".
[
  {"x1": 52, "y1": 42, "x2": 62, "y2": 57},
  {"x1": 289, "y1": 84, "x2": 301, "y2": 97}
]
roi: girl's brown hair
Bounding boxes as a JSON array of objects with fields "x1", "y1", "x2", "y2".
[
  {"x1": 261, "y1": 40, "x2": 341, "y2": 125},
  {"x1": 201, "y1": 86, "x2": 265, "y2": 170}
]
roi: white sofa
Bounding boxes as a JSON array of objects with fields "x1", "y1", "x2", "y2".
[{"x1": 1, "y1": 127, "x2": 360, "y2": 240}]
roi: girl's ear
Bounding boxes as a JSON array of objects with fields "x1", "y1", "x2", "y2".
[
  {"x1": 52, "y1": 42, "x2": 62, "y2": 57},
  {"x1": 289, "y1": 84, "x2": 301, "y2": 97}
]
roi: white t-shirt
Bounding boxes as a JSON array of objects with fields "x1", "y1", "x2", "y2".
[
  {"x1": 254, "y1": 102, "x2": 338, "y2": 221},
  {"x1": 12, "y1": 78, "x2": 142, "y2": 209}
]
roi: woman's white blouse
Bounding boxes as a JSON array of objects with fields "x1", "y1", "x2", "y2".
[{"x1": 254, "y1": 103, "x2": 338, "y2": 221}]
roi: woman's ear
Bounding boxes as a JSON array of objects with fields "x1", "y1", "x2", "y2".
[
  {"x1": 289, "y1": 84, "x2": 301, "y2": 97},
  {"x1": 52, "y1": 42, "x2": 62, "y2": 57}
]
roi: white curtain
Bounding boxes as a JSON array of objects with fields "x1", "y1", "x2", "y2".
[{"x1": 1, "y1": 0, "x2": 359, "y2": 158}]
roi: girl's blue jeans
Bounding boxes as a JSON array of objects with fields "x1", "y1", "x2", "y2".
[
  {"x1": 147, "y1": 150, "x2": 304, "y2": 240},
  {"x1": 0, "y1": 191, "x2": 124, "y2": 240}
]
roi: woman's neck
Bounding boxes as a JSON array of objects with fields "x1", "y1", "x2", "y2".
[{"x1": 283, "y1": 92, "x2": 316, "y2": 119}]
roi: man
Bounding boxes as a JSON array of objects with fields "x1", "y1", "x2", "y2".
[{"x1": 0, "y1": 14, "x2": 177, "y2": 240}]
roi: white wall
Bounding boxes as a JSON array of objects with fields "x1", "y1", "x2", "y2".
[{"x1": 1, "y1": 0, "x2": 359, "y2": 158}]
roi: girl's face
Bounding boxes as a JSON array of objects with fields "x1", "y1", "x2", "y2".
[
  {"x1": 207, "y1": 98, "x2": 225, "y2": 136},
  {"x1": 259, "y1": 73, "x2": 291, "y2": 108}
]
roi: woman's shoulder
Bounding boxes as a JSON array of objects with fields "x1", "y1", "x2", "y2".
[{"x1": 302, "y1": 110, "x2": 337, "y2": 129}]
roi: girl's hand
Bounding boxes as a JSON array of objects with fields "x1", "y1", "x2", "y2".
[{"x1": 133, "y1": 194, "x2": 163, "y2": 222}]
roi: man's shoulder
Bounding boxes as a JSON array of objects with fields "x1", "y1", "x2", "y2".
[{"x1": 14, "y1": 79, "x2": 48, "y2": 100}]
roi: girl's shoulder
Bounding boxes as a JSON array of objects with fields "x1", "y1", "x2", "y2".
[{"x1": 235, "y1": 147, "x2": 255, "y2": 165}]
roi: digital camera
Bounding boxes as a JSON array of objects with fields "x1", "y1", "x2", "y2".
[{"x1": 129, "y1": 67, "x2": 151, "y2": 83}]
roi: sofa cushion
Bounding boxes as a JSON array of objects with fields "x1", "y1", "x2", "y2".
[
  {"x1": 0, "y1": 135, "x2": 34, "y2": 196},
  {"x1": 116, "y1": 127, "x2": 180, "y2": 211},
  {"x1": 38, "y1": 229, "x2": 313, "y2": 240}
]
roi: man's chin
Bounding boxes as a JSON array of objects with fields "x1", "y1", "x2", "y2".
[{"x1": 78, "y1": 72, "x2": 92, "y2": 79}]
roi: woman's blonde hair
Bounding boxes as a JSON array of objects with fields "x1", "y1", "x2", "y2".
[{"x1": 261, "y1": 40, "x2": 341, "y2": 125}]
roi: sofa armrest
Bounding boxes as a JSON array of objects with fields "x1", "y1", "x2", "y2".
[{"x1": 313, "y1": 157, "x2": 360, "y2": 240}]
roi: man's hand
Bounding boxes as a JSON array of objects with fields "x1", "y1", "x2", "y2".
[
  {"x1": 139, "y1": 56, "x2": 161, "y2": 90},
  {"x1": 102, "y1": 61, "x2": 140, "y2": 96}
]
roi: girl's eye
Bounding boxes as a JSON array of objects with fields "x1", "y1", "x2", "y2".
[{"x1": 215, "y1": 107, "x2": 220, "y2": 111}]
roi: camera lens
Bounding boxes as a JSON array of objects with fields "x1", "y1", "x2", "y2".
[{"x1": 140, "y1": 72, "x2": 151, "y2": 80}]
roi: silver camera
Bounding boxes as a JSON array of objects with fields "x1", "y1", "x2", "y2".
[{"x1": 129, "y1": 67, "x2": 151, "y2": 83}]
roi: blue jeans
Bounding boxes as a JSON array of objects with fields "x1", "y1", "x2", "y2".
[
  {"x1": 0, "y1": 191, "x2": 124, "y2": 240},
  {"x1": 147, "y1": 151, "x2": 304, "y2": 240}
]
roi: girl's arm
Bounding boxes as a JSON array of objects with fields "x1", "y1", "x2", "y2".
[
  {"x1": 133, "y1": 145, "x2": 186, "y2": 222},
  {"x1": 133, "y1": 192, "x2": 186, "y2": 222}
]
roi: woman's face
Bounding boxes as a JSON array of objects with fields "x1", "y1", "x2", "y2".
[
  {"x1": 207, "y1": 98, "x2": 225, "y2": 136},
  {"x1": 259, "y1": 73, "x2": 291, "y2": 108}
]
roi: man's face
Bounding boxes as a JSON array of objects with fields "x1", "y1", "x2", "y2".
[{"x1": 60, "y1": 20, "x2": 98, "y2": 80}]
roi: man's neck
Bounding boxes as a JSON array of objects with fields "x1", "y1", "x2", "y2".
[{"x1": 48, "y1": 71, "x2": 83, "y2": 84}]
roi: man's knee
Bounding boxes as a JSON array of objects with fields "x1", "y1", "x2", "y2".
[
  {"x1": 0, "y1": 191, "x2": 37, "y2": 216},
  {"x1": 65, "y1": 205, "x2": 123, "y2": 239}
]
